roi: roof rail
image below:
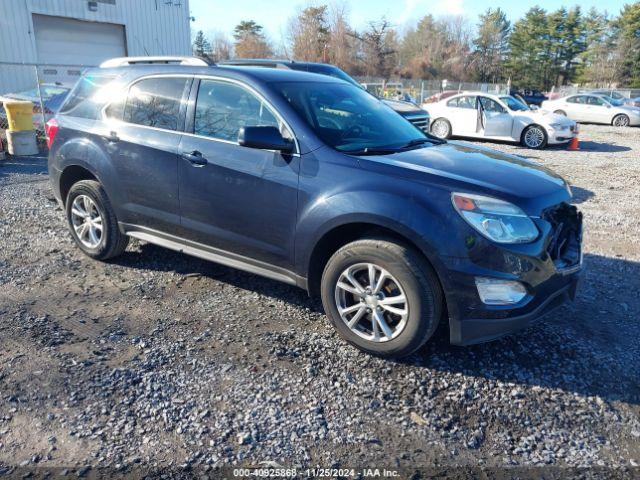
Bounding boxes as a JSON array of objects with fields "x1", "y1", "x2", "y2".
[{"x1": 99, "y1": 56, "x2": 210, "y2": 68}]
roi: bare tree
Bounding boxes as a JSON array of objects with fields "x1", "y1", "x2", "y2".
[
  {"x1": 208, "y1": 30, "x2": 232, "y2": 62},
  {"x1": 327, "y1": 3, "x2": 357, "y2": 72},
  {"x1": 351, "y1": 18, "x2": 398, "y2": 79}
]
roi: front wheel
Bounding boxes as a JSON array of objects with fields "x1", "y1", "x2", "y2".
[
  {"x1": 320, "y1": 239, "x2": 443, "y2": 358},
  {"x1": 612, "y1": 114, "x2": 630, "y2": 127},
  {"x1": 521, "y1": 124, "x2": 548, "y2": 149},
  {"x1": 554, "y1": 110, "x2": 567, "y2": 116},
  {"x1": 430, "y1": 118, "x2": 452, "y2": 139}
]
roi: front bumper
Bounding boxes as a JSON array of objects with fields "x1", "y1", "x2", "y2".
[
  {"x1": 441, "y1": 203, "x2": 583, "y2": 345},
  {"x1": 448, "y1": 269, "x2": 580, "y2": 345}
]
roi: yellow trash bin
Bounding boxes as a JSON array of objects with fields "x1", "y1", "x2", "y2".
[{"x1": 3, "y1": 100, "x2": 34, "y2": 132}]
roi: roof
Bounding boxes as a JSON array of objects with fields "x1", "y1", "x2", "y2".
[{"x1": 90, "y1": 64, "x2": 346, "y2": 84}]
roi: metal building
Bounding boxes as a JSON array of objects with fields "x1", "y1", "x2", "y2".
[{"x1": 0, "y1": 0, "x2": 192, "y2": 93}]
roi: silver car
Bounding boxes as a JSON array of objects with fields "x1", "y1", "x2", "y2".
[{"x1": 541, "y1": 94, "x2": 640, "y2": 127}]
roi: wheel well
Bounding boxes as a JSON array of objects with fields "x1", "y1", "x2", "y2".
[
  {"x1": 59, "y1": 165, "x2": 97, "y2": 205},
  {"x1": 307, "y1": 223, "x2": 434, "y2": 298}
]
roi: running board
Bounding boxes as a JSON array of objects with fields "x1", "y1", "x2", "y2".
[{"x1": 124, "y1": 226, "x2": 304, "y2": 288}]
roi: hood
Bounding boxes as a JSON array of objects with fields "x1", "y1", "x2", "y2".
[
  {"x1": 619, "y1": 105, "x2": 640, "y2": 115},
  {"x1": 382, "y1": 98, "x2": 424, "y2": 114},
  {"x1": 358, "y1": 142, "x2": 570, "y2": 214},
  {"x1": 525, "y1": 109, "x2": 575, "y2": 125}
]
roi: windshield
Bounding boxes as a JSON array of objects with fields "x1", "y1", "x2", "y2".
[
  {"x1": 499, "y1": 95, "x2": 529, "y2": 111},
  {"x1": 600, "y1": 95, "x2": 623, "y2": 106},
  {"x1": 275, "y1": 81, "x2": 432, "y2": 153}
]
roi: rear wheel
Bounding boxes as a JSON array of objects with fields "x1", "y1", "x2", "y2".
[
  {"x1": 554, "y1": 110, "x2": 566, "y2": 116},
  {"x1": 612, "y1": 114, "x2": 630, "y2": 127},
  {"x1": 66, "y1": 180, "x2": 129, "y2": 260},
  {"x1": 521, "y1": 124, "x2": 548, "y2": 149},
  {"x1": 320, "y1": 238, "x2": 443, "y2": 358},
  {"x1": 430, "y1": 118, "x2": 452, "y2": 139}
]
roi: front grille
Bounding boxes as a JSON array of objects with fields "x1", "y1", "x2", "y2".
[
  {"x1": 542, "y1": 203, "x2": 582, "y2": 271},
  {"x1": 407, "y1": 116, "x2": 430, "y2": 132}
]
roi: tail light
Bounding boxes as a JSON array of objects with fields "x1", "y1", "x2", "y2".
[{"x1": 45, "y1": 118, "x2": 59, "y2": 149}]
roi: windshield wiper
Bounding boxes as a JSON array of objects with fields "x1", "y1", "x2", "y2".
[
  {"x1": 401, "y1": 137, "x2": 445, "y2": 148},
  {"x1": 343, "y1": 146, "x2": 401, "y2": 156}
]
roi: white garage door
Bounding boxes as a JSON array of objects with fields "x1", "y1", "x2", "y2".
[{"x1": 32, "y1": 14, "x2": 126, "y2": 84}]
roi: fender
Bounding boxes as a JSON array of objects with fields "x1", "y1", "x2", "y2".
[
  {"x1": 54, "y1": 135, "x2": 128, "y2": 221},
  {"x1": 294, "y1": 188, "x2": 464, "y2": 294}
]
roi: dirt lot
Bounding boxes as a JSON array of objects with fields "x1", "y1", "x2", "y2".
[{"x1": 0, "y1": 124, "x2": 639, "y2": 478}]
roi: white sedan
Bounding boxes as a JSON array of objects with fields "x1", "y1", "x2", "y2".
[
  {"x1": 423, "y1": 92, "x2": 576, "y2": 149},
  {"x1": 541, "y1": 94, "x2": 640, "y2": 127}
]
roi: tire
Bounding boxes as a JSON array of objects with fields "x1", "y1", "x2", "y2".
[
  {"x1": 320, "y1": 238, "x2": 443, "y2": 358},
  {"x1": 612, "y1": 114, "x2": 630, "y2": 127},
  {"x1": 65, "y1": 180, "x2": 129, "y2": 260},
  {"x1": 520, "y1": 124, "x2": 548, "y2": 149},
  {"x1": 430, "y1": 118, "x2": 452, "y2": 139},
  {"x1": 554, "y1": 110, "x2": 566, "y2": 116}
]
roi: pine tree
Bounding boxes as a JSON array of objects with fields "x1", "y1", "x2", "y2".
[{"x1": 473, "y1": 8, "x2": 510, "y2": 82}]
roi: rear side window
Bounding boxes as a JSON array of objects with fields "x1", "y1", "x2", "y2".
[
  {"x1": 567, "y1": 96, "x2": 586, "y2": 104},
  {"x1": 447, "y1": 96, "x2": 476, "y2": 109},
  {"x1": 59, "y1": 73, "x2": 116, "y2": 119},
  {"x1": 123, "y1": 77, "x2": 190, "y2": 131},
  {"x1": 193, "y1": 79, "x2": 280, "y2": 141}
]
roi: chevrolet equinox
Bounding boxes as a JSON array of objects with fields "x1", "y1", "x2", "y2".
[{"x1": 46, "y1": 57, "x2": 583, "y2": 358}]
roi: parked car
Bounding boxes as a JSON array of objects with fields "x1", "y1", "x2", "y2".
[
  {"x1": 590, "y1": 90, "x2": 640, "y2": 108},
  {"x1": 47, "y1": 57, "x2": 582, "y2": 358},
  {"x1": 542, "y1": 93, "x2": 640, "y2": 127},
  {"x1": 510, "y1": 88, "x2": 548, "y2": 106},
  {"x1": 424, "y1": 92, "x2": 576, "y2": 149},
  {"x1": 422, "y1": 90, "x2": 459, "y2": 104},
  {"x1": 219, "y1": 59, "x2": 430, "y2": 133},
  {"x1": 0, "y1": 83, "x2": 71, "y2": 129}
]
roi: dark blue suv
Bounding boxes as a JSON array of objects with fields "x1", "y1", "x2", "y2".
[{"x1": 46, "y1": 57, "x2": 583, "y2": 358}]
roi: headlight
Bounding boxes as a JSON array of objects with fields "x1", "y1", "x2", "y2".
[
  {"x1": 452, "y1": 193, "x2": 539, "y2": 244},
  {"x1": 549, "y1": 122, "x2": 567, "y2": 130}
]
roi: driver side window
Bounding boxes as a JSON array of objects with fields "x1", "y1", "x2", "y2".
[
  {"x1": 194, "y1": 79, "x2": 286, "y2": 142},
  {"x1": 479, "y1": 97, "x2": 506, "y2": 113}
]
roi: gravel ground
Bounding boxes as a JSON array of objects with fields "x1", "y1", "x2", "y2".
[{"x1": 0, "y1": 124, "x2": 638, "y2": 478}]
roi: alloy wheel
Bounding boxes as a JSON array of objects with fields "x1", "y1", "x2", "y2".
[
  {"x1": 614, "y1": 115, "x2": 629, "y2": 127},
  {"x1": 70, "y1": 195, "x2": 103, "y2": 248},
  {"x1": 334, "y1": 263, "x2": 409, "y2": 343},
  {"x1": 524, "y1": 127, "x2": 545, "y2": 148},
  {"x1": 431, "y1": 119, "x2": 450, "y2": 138}
]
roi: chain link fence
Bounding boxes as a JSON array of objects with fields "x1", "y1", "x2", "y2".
[
  {"x1": 355, "y1": 77, "x2": 510, "y2": 104},
  {"x1": 0, "y1": 61, "x2": 95, "y2": 154}
]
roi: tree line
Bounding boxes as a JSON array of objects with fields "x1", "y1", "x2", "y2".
[{"x1": 193, "y1": 2, "x2": 640, "y2": 90}]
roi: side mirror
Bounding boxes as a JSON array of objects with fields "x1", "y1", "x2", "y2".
[{"x1": 238, "y1": 126, "x2": 294, "y2": 153}]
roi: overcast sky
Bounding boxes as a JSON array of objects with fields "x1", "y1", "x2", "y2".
[{"x1": 189, "y1": 0, "x2": 627, "y2": 41}]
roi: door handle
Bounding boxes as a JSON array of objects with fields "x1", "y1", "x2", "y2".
[
  {"x1": 181, "y1": 150, "x2": 208, "y2": 167},
  {"x1": 104, "y1": 131, "x2": 119, "y2": 143}
]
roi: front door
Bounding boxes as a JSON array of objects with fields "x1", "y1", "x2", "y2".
[
  {"x1": 479, "y1": 96, "x2": 513, "y2": 137},
  {"x1": 177, "y1": 78, "x2": 299, "y2": 268}
]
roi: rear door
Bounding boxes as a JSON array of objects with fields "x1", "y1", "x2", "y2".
[
  {"x1": 177, "y1": 78, "x2": 299, "y2": 268},
  {"x1": 445, "y1": 95, "x2": 478, "y2": 135},
  {"x1": 102, "y1": 75, "x2": 192, "y2": 232}
]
